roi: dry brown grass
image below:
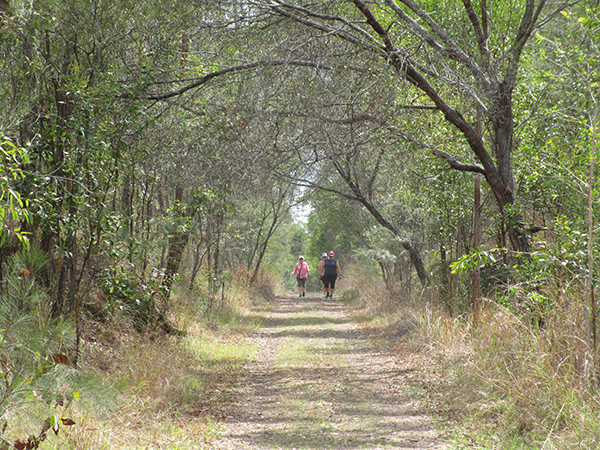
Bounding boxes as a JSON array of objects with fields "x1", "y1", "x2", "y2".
[
  {"x1": 414, "y1": 298, "x2": 600, "y2": 449},
  {"x1": 12, "y1": 260, "x2": 599, "y2": 449},
  {"x1": 341, "y1": 262, "x2": 423, "y2": 316}
]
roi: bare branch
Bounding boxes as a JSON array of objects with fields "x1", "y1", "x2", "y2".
[
  {"x1": 533, "y1": 1, "x2": 582, "y2": 31},
  {"x1": 385, "y1": 0, "x2": 490, "y2": 87},
  {"x1": 461, "y1": 0, "x2": 490, "y2": 69},
  {"x1": 263, "y1": 0, "x2": 382, "y2": 47},
  {"x1": 262, "y1": 1, "x2": 383, "y2": 54}
]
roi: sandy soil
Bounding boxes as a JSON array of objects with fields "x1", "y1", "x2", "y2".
[{"x1": 214, "y1": 294, "x2": 449, "y2": 450}]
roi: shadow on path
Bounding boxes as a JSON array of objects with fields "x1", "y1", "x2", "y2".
[{"x1": 216, "y1": 295, "x2": 443, "y2": 450}]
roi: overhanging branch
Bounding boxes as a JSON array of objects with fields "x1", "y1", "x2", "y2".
[{"x1": 124, "y1": 60, "x2": 333, "y2": 100}]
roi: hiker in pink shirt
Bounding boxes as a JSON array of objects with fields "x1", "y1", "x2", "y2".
[{"x1": 291, "y1": 255, "x2": 309, "y2": 297}]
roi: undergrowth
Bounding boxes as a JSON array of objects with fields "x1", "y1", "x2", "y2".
[{"x1": 11, "y1": 248, "x2": 599, "y2": 449}]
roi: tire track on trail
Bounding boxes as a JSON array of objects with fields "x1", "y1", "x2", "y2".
[{"x1": 214, "y1": 295, "x2": 446, "y2": 450}]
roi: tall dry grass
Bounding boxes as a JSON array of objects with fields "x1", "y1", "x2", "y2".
[
  {"x1": 341, "y1": 260, "x2": 424, "y2": 316},
  {"x1": 170, "y1": 263, "x2": 282, "y2": 326},
  {"x1": 417, "y1": 296, "x2": 600, "y2": 449}
]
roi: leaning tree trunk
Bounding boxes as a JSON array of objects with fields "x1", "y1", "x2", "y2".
[
  {"x1": 355, "y1": 192, "x2": 428, "y2": 286},
  {"x1": 349, "y1": 0, "x2": 534, "y2": 255},
  {"x1": 331, "y1": 155, "x2": 429, "y2": 286}
]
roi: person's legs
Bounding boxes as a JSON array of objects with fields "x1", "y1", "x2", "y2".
[
  {"x1": 328, "y1": 277, "x2": 337, "y2": 297},
  {"x1": 301, "y1": 278, "x2": 306, "y2": 296},
  {"x1": 320, "y1": 257, "x2": 326, "y2": 296},
  {"x1": 297, "y1": 278, "x2": 302, "y2": 297},
  {"x1": 323, "y1": 277, "x2": 331, "y2": 298}
]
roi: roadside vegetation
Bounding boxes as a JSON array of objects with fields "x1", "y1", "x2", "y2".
[
  {"x1": 344, "y1": 256, "x2": 600, "y2": 449},
  {"x1": 1, "y1": 243, "x2": 599, "y2": 449}
]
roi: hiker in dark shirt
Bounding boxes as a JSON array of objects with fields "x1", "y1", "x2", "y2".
[{"x1": 320, "y1": 251, "x2": 341, "y2": 299}]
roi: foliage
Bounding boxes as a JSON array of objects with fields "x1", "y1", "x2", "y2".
[
  {"x1": 0, "y1": 136, "x2": 30, "y2": 248},
  {"x1": 0, "y1": 250, "x2": 78, "y2": 449},
  {"x1": 97, "y1": 268, "x2": 161, "y2": 332},
  {"x1": 450, "y1": 247, "x2": 504, "y2": 275},
  {"x1": 0, "y1": 0, "x2": 600, "y2": 447}
]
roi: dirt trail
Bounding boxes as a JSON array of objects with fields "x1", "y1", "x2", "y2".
[{"x1": 215, "y1": 295, "x2": 446, "y2": 450}]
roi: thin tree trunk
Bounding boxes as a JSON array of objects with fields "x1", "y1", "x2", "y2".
[
  {"x1": 473, "y1": 105, "x2": 483, "y2": 324},
  {"x1": 249, "y1": 216, "x2": 278, "y2": 285},
  {"x1": 473, "y1": 174, "x2": 482, "y2": 324},
  {"x1": 586, "y1": 98, "x2": 598, "y2": 391}
]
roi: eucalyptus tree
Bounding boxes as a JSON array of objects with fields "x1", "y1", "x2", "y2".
[
  {"x1": 305, "y1": 191, "x2": 373, "y2": 262},
  {"x1": 287, "y1": 94, "x2": 434, "y2": 285},
  {"x1": 0, "y1": 137, "x2": 30, "y2": 289},
  {"x1": 164, "y1": 5, "x2": 438, "y2": 284}
]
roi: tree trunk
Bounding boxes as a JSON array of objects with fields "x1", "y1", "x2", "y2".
[
  {"x1": 329, "y1": 154, "x2": 429, "y2": 286},
  {"x1": 473, "y1": 174, "x2": 482, "y2": 324},
  {"x1": 162, "y1": 183, "x2": 189, "y2": 301},
  {"x1": 473, "y1": 106, "x2": 483, "y2": 324},
  {"x1": 350, "y1": 0, "x2": 533, "y2": 254},
  {"x1": 404, "y1": 61, "x2": 529, "y2": 254},
  {"x1": 585, "y1": 98, "x2": 599, "y2": 390},
  {"x1": 249, "y1": 204, "x2": 287, "y2": 285}
]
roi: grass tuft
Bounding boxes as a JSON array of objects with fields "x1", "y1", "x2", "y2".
[{"x1": 415, "y1": 298, "x2": 600, "y2": 449}]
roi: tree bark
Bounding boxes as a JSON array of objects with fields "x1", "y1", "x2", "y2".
[
  {"x1": 473, "y1": 174, "x2": 482, "y2": 324},
  {"x1": 585, "y1": 98, "x2": 599, "y2": 390}
]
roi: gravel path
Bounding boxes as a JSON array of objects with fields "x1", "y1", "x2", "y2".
[{"x1": 214, "y1": 294, "x2": 446, "y2": 450}]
